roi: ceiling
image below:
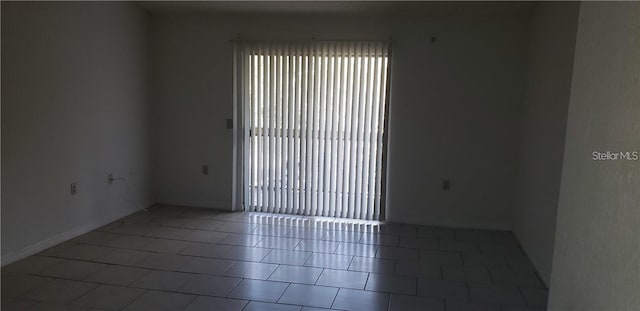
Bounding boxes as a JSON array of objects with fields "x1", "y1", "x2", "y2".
[{"x1": 138, "y1": 1, "x2": 536, "y2": 17}]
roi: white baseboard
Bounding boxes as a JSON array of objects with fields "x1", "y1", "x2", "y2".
[
  {"x1": 388, "y1": 216, "x2": 512, "y2": 231},
  {"x1": 1, "y1": 203, "x2": 154, "y2": 267},
  {"x1": 156, "y1": 197, "x2": 232, "y2": 211}
]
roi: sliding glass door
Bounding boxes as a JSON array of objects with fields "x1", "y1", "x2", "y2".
[{"x1": 234, "y1": 40, "x2": 390, "y2": 220}]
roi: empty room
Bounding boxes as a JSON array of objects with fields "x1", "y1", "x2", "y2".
[{"x1": 1, "y1": 1, "x2": 638, "y2": 310}]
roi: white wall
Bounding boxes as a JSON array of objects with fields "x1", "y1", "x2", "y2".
[
  {"x1": 1, "y1": 2, "x2": 152, "y2": 263},
  {"x1": 549, "y1": 2, "x2": 640, "y2": 309},
  {"x1": 151, "y1": 13, "x2": 529, "y2": 229},
  {"x1": 513, "y1": 2, "x2": 579, "y2": 286}
]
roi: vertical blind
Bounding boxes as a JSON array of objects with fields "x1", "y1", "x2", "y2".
[{"x1": 235, "y1": 40, "x2": 390, "y2": 220}]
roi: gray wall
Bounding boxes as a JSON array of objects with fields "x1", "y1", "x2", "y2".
[
  {"x1": 151, "y1": 13, "x2": 529, "y2": 229},
  {"x1": 549, "y1": 2, "x2": 640, "y2": 309},
  {"x1": 513, "y1": 2, "x2": 579, "y2": 285},
  {"x1": 1, "y1": 2, "x2": 152, "y2": 263}
]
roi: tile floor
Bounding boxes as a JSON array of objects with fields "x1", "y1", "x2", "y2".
[{"x1": 1, "y1": 205, "x2": 548, "y2": 311}]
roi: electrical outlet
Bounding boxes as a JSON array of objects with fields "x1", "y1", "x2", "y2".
[
  {"x1": 443, "y1": 179, "x2": 450, "y2": 190},
  {"x1": 202, "y1": 165, "x2": 209, "y2": 175},
  {"x1": 70, "y1": 182, "x2": 77, "y2": 195},
  {"x1": 108, "y1": 173, "x2": 114, "y2": 184}
]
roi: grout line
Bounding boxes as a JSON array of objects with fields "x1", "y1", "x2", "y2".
[
  {"x1": 118, "y1": 288, "x2": 149, "y2": 310},
  {"x1": 113, "y1": 216, "x2": 404, "y2": 241},
  {"x1": 363, "y1": 271, "x2": 371, "y2": 291},
  {"x1": 225, "y1": 277, "x2": 246, "y2": 299},
  {"x1": 264, "y1": 262, "x2": 280, "y2": 280},
  {"x1": 517, "y1": 286, "x2": 529, "y2": 307},
  {"x1": 329, "y1": 285, "x2": 340, "y2": 309},
  {"x1": 314, "y1": 268, "x2": 325, "y2": 286},
  {"x1": 274, "y1": 282, "x2": 293, "y2": 304},
  {"x1": 15, "y1": 277, "x2": 59, "y2": 302},
  {"x1": 346, "y1": 254, "x2": 356, "y2": 272}
]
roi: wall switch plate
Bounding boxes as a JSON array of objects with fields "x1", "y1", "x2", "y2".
[
  {"x1": 202, "y1": 165, "x2": 209, "y2": 175},
  {"x1": 443, "y1": 179, "x2": 450, "y2": 190},
  {"x1": 70, "y1": 182, "x2": 77, "y2": 195}
]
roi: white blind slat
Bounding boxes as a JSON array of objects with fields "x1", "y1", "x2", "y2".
[
  {"x1": 353, "y1": 42, "x2": 362, "y2": 220},
  {"x1": 286, "y1": 42, "x2": 294, "y2": 215},
  {"x1": 244, "y1": 46, "x2": 251, "y2": 213},
  {"x1": 276, "y1": 43, "x2": 283, "y2": 214},
  {"x1": 318, "y1": 42, "x2": 328, "y2": 217},
  {"x1": 258, "y1": 46, "x2": 265, "y2": 211},
  {"x1": 341, "y1": 42, "x2": 354, "y2": 218},
  {"x1": 368, "y1": 43, "x2": 381, "y2": 219},
  {"x1": 328, "y1": 42, "x2": 340, "y2": 217},
  {"x1": 311, "y1": 43, "x2": 321, "y2": 216},
  {"x1": 305, "y1": 43, "x2": 314, "y2": 216}
]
